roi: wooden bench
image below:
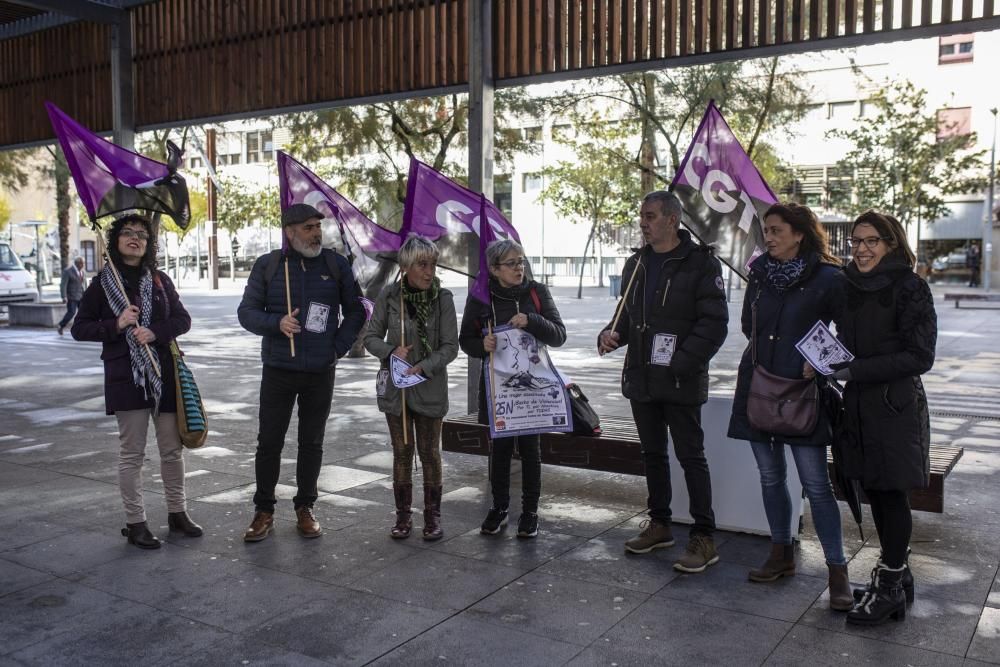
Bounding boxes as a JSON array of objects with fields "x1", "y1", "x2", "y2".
[
  {"x1": 943, "y1": 292, "x2": 1000, "y2": 308},
  {"x1": 442, "y1": 414, "x2": 964, "y2": 513}
]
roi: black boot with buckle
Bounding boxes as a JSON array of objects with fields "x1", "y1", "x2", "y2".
[
  {"x1": 847, "y1": 563, "x2": 907, "y2": 626},
  {"x1": 853, "y1": 549, "x2": 914, "y2": 604},
  {"x1": 122, "y1": 521, "x2": 161, "y2": 549}
]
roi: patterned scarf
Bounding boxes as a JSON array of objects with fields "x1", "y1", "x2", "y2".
[
  {"x1": 401, "y1": 275, "x2": 440, "y2": 355},
  {"x1": 763, "y1": 255, "x2": 807, "y2": 293},
  {"x1": 100, "y1": 264, "x2": 162, "y2": 414}
]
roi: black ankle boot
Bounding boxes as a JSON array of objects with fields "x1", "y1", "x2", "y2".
[
  {"x1": 853, "y1": 549, "x2": 915, "y2": 604},
  {"x1": 847, "y1": 564, "x2": 907, "y2": 626},
  {"x1": 168, "y1": 511, "x2": 204, "y2": 537},
  {"x1": 122, "y1": 521, "x2": 161, "y2": 549}
]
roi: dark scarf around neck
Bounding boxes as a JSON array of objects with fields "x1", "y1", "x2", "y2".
[{"x1": 401, "y1": 275, "x2": 440, "y2": 355}]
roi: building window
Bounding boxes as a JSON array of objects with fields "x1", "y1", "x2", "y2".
[
  {"x1": 939, "y1": 34, "x2": 974, "y2": 64},
  {"x1": 552, "y1": 124, "x2": 573, "y2": 141},
  {"x1": 937, "y1": 107, "x2": 972, "y2": 141},
  {"x1": 828, "y1": 101, "x2": 856, "y2": 120},
  {"x1": 495, "y1": 175, "x2": 513, "y2": 220},
  {"x1": 188, "y1": 156, "x2": 203, "y2": 169},
  {"x1": 859, "y1": 100, "x2": 878, "y2": 118},
  {"x1": 522, "y1": 173, "x2": 543, "y2": 192},
  {"x1": 218, "y1": 153, "x2": 242, "y2": 165},
  {"x1": 247, "y1": 130, "x2": 274, "y2": 163},
  {"x1": 523, "y1": 126, "x2": 543, "y2": 143},
  {"x1": 81, "y1": 240, "x2": 96, "y2": 273}
]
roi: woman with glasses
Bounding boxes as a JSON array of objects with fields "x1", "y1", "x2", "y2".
[
  {"x1": 728, "y1": 202, "x2": 852, "y2": 610},
  {"x1": 835, "y1": 211, "x2": 936, "y2": 626},
  {"x1": 72, "y1": 214, "x2": 202, "y2": 549},
  {"x1": 363, "y1": 235, "x2": 458, "y2": 540},
  {"x1": 459, "y1": 239, "x2": 566, "y2": 538}
]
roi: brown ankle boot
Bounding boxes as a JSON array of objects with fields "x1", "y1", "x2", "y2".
[
  {"x1": 422, "y1": 485, "x2": 443, "y2": 541},
  {"x1": 748, "y1": 543, "x2": 796, "y2": 582},
  {"x1": 391, "y1": 483, "x2": 413, "y2": 539},
  {"x1": 828, "y1": 563, "x2": 853, "y2": 611}
]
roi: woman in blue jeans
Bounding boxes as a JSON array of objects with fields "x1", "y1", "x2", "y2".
[{"x1": 728, "y1": 202, "x2": 853, "y2": 611}]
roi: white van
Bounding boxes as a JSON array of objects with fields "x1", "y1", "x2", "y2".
[{"x1": 0, "y1": 242, "x2": 38, "y2": 306}]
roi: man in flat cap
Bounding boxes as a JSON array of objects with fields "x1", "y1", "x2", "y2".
[{"x1": 237, "y1": 203, "x2": 366, "y2": 541}]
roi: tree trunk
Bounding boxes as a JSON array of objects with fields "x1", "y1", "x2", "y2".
[
  {"x1": 577, "y1": 218, "x2": 597, "y2": 299},
  {"x1": 640, "y1": 73, "x2": 658, "y2": 193},
  {"x1": 55, "y1": 152, "x2": 71, "y2": 271}
]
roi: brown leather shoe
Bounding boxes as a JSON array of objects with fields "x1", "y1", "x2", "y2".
[
  {"x1": 243, "y1": 511, "x2": 274, "y2": 542},
  {"x1": 295, "y1": 506, "x2": 322, "y2": 538},
  {"x1": 828, "y1": 563, "x2": 854, "y2": 611},
  {"x1": 748, "y1": 543, "x2": 796, "y2": 582}
]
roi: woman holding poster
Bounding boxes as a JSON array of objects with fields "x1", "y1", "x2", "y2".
[
  {"x1": 835, "y1": 211, "x2": 937, "y2": 627},
  {"x1": 459, "y1": 239, "x2": 566, "y2": 539},
  {"x1": 727, "y1": 202, "x2": 853, "y2": 611},
  {"x1": 364, "y1": 235, "x2": 458, "y2": 541}
]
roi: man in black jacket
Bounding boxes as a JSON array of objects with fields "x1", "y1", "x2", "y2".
[
  {"x1": 598, "y1": 191, "x2": 729, "y2": 573},
  {"x1": 237, "y1": 203, "x2": 366, "y2": 542}
]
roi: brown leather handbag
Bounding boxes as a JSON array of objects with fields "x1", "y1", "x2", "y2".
[{"x1": 746, "y1": 287, "x2": 819, "y2": 437}]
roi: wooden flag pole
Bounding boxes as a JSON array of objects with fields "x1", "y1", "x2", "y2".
[
  {"x1": 95, "y1": 228, "x2": 161, "y2": 378},
  {"x1": 399, "y1": 280, "x2": 409, "y2": 445},
  {"x1": 607, "y1": 260, "x2": 641, "y2": 339},
  {"x1": 284, "y1": 256, "x2": 296, "y2": 358},
  {"x1": 487, "y1": 322, "x2": 496, "y2": 425}
]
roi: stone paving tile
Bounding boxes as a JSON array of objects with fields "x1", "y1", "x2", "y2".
[
  {"x1": 656, "y1": 559, "x2": 829, "y2": 623},
  {"x1": 909, "y1": 525, "x2": 1000, "y2": 567},
  {"x1": 538, "y1": 531, "x2": 680, "y2": 594},
  {"x1": 9, "y1": 601, "x2": 232, "y2": 666},
  {"x1": 764, "y1": 624, "x2": 965, "y2": 666},
  {"x1": 967, "y1": 607, "x2": 1000, "y2": 664},
  {"x1": 166, "y1": 635, "x2": 332, "y2": 667},
  {"x1": 799, "y1": 592, "x2": 982, "y2": 657},
  {"x1": 149, "y1": 469, "x2": 255, "y2": 499},
  {"x1": 0, "y1": 513, "x2": 76, "y2": 553},
  {"x1": 246, "y1": 588, "x2": 452, "y2": 665},
  {"x1": 311, "y1": 463, "x2": 389, "y2": 493},
  {"x1": 370, "y1": 615, "x2": 583, "y2": 666},
  {"x1": 532, "y1": 498, "x2": 641, "y2": 539},
  {"x1": 3, "y1": 525, "x2": 142, "y2": 577},
  {"x1": 0, "y1": 461, "x2": 69, "y2": 489},
  {"x1": 465, "y1": 570, "x2": 647, "y2": 647},
  {"x1": 346, "y1": 548, "x2": 524, "y2": 611},
  {"x1": 568, "y1": 596, "x2": 792, "y2": 666},
  {"x1": 851, "y1": 546, "x2": 998, "y2": 606},
  {"x1": 0, "y1": 558, "x2": 54, "y2": 598},
  {"x1": 719, "y1": 533, "x2": 866, "y2": 580},
  {"x1": 988, "y1": 575, "x2": 1000, "y2": 609},
  {"x1": 434, "y1": 525, "x2": 586, "y2": 570}
]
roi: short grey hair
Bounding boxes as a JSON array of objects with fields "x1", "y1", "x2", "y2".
[
  {"x1": 73, "y1": 256, "x2": 84, "y2": 264},
  {"x1": 643, "y1": 190, "x2": 683, "y2": 221},
  {"x1": 398, "y1": 234, "x2": 439, "y2": 270},
  {"x1": 486, "y1": 238, "x2": 524, "y2": 268}
]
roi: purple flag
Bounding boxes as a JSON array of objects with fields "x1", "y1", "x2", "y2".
[
  {"x1": 470, "y1": 194, "x2": 499, "y2": 304},
  {"x1": 401, "y1": 158, "x2": 520, "y2": 245},
  {"x1": 670, "y1": 100, "x2": 775, "y2": 279},
  {"x1": 45, "y1": 102, "x2": 190, "y2": 229},
  {"x1": 277, "y1": 151, "x2": 401, "y2": 290}
]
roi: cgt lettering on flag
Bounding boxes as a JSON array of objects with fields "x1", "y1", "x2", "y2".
[{"x1": 682, "y1": 142, "x2": 759, "y2": 235}]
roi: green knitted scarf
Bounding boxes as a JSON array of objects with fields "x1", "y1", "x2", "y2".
[{"x1": 401, "y1": 276, "x2": 440, "y2": 355}]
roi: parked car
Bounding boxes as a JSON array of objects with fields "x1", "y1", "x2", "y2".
[{"x1": 0, "y1": 242, "x2": 38, "y2": 306}]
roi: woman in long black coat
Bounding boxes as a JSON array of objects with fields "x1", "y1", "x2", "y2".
[
  {"x1": 72, "y1": 214, "x2": 202, "y2": 549},
  {"x1": 834, "y1": 210, "x2": 937, "y2": 626},
  {"x1": 459, "y1": 239, "x2": 566, "y2": 539}
]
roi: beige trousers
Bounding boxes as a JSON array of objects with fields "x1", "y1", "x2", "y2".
[{"x1": 115, "y1": 409, "x2": 187, "y2": 523}]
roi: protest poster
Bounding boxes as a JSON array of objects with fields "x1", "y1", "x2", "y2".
[
  {"x1": 795, "y1": 321, "x2": 855, "y2": 376},
  {"x1": 484, "y1": 325, "x2": 572, "y2": 439}
]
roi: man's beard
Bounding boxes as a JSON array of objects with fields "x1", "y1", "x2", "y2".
[{"x1": 290, "y1": 236, "x2": 322, "y2": 258}]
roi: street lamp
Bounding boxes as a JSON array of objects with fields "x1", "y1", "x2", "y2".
[{"x1": 986, "y1": 107, "x2": 997, "y2": 292}]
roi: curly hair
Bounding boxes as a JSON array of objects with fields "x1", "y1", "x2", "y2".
[
  {"x1": 852, "y1": 210, "x2": 915, "y2": 267},
  {"x1": 105, "y1": 213, "x2": 158, "y2": 272},
  {"x1": 763, "y1": 202, "x2": 841, "y2": 265}
]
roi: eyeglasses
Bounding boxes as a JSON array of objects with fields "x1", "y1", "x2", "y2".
[
  {"x1": 847, "y1": 236, "x2": 883, "y2": 249},
  {"x1": 120, "y1": 229, "x2": 150, "y2": 241},
  {"x1": 495, "y1": 258, "x2": 527, "y2": 269}
]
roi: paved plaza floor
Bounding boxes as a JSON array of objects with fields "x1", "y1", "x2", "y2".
[{"x1": 1, "y1": 282, "x2": 998, "y2": 665}]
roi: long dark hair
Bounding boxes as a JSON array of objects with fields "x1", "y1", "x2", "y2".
[
  {"x1": 762, "y1": 202, "x2": 840, "y2": 265},
  {"x1": 105, "y1": 213, "x2": 158, "y2": 272},
  {"x1": 852, "y1": 210, "x2": 915, "y2": 268}
]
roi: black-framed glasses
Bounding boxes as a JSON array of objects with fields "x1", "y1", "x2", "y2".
[
  {"x1": 120, "y1": 229, "x2": 150, "y2": 241},
  {"x1": 847, "y1": 236, "x2": 883, "y2": 249},
  {"x1": 496, "y1": 258, "x2": 526, "y2": 269}
]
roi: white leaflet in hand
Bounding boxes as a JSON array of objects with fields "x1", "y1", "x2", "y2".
[
  {"x1": 390, "y1": 354, "x2": 427, "y2": 388},
  {"x1": 794, "y1": 320, "x2": 854, "y2": 376}
]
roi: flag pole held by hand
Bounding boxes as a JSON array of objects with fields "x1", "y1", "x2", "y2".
[
  {"x1": 487, "y1": 322, "x2": 496, "y2": 425},
  {"x1": 284, "y1": 256, "x2": 296, "y2": 358},
  {"x1": 606, "y1": 260, "x2": 640, "y2": 351},
  {"x1": 399, "y1": 281, "x2": 409, "y2": 445}
]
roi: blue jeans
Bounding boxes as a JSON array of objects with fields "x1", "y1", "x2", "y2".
[{"x1": 749, "y1": 440, "x2": 845, "y2": 565}]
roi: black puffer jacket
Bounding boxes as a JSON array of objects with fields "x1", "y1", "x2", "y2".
[
  {"x1": 835, "y1": 259, "x2": 937, "y2": 491},
  {"x1": 459, "y1": 278, "x2": 566, "y2": 424},
  {"x1": 728, "y1": 252, "x2": 846, "y2": 446},
  {"x1": 599, "y1": 230, "x2": 729, "y2": 405}
]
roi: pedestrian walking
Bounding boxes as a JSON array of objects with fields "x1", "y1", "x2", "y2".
[
  {"x1": 71, "y1": 214, "x2": 202, "y2": 549},
  {"x1": 598, "y1": 190, "x2": 729, "y2": 573},
  {"x1": 836, "y1": 210, "x2": 937, "y2": 626},
  {"x1": 727, "y1": 202, "x2": 852, "y2": 610},
  {"x1": 363, "y1": 235, "x2": 458, "y2": 540},
  {"x1": 57, "y1": 256, "x2": 86, "y2": 335},
  {"x1": 460, "y1": 239, "x2": 566, "y2": 539},
  {"x1": 237, "y1": 203, "x2": 366, "y2": 542}
]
